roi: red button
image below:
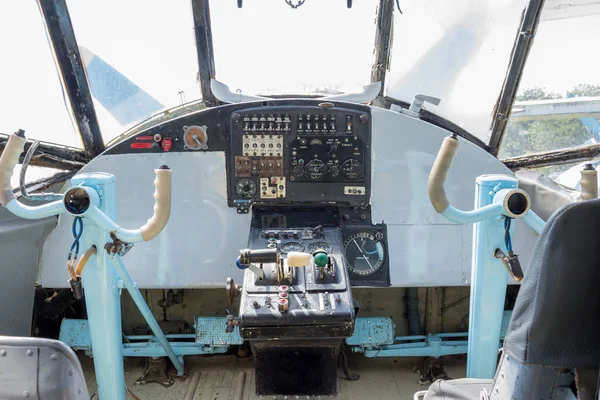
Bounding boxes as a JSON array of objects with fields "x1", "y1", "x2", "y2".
[{"x1": 162, "y1": 138, "x2": 173, "y2": 152}]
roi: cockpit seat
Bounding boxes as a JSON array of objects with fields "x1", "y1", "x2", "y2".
[
  {"x1": 0, "y1": 336, "x2": 89, "y2": 399},
  {"x1": 417, "y1": 199, "x2": 600, "y2": 400}
]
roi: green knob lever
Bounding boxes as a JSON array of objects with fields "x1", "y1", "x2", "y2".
[{"x1": 313, "y1": 251, "x2": 329, "y2": 268}]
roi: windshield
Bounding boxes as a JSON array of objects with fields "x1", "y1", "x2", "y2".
[
  {"x1": 386, "y1": 0, "x2": 527, "y2": 143},
  {"x1": 1, "y1": 1, "x2": 80, "y2": 148},
  {"x1": 498, "y1": 13, "x2": 600, "y2": 159},
  {"x1": 210, "y1": 1, "x2": 378, "y2": 96},
  {"x1": 67, "y1": 0, "x2": 201, "y2": 142}
]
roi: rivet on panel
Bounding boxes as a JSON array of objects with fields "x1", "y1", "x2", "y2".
[
  {"x1": 50, "y1": 353, "x2": 58, "y2": 361},
  {"x1": 69, "y1": 368, "x2": 74, "y2": 376},
  {"x1": 0, "y1": 349, "x2": 6, "y2": 356},
  {"x1": 26, "y1": 349, "x2": 33, "y2": 357},
  {"x1": 23, "y1": 391, "x2": 30, "y2": 398}
]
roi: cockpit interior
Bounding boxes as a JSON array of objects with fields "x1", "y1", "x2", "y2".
[{"x1": 1, "y1": 0, "x2": 599, "y2": 399}]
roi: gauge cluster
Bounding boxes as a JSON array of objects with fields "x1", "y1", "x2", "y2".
[{"x1": 228, "y1": 102, "x2": 371, "y2": 213}]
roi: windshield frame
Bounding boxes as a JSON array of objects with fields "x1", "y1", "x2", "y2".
[{"x1": 30, "y1": 0, "x2": 558, "y2": 174}]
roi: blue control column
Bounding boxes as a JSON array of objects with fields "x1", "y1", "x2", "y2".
[
  {"x1": 467, "y1": 175, "x2": 517, "y2": 378},
  {"x1": 73, "y1": 173, "x2": 126, "y2": 400}
]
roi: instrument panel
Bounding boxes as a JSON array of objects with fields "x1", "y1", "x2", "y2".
[
  {"x1": 104, "y1": 100, "x2": 372, "y2": 213},
  {"x1": 229, "y1": 104, "x2": 371, "y2": 212}
]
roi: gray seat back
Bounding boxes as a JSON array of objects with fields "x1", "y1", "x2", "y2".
[
  {"x1": 504, "y1": 199, "x2": 600, "y2": 368},
  {"x1": 0, "y1": 336, "x2": 89, "y2": 399}
]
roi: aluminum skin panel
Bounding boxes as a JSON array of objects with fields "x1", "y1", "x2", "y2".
[{"x1": 40, "y1": 106, "x2": 538, "y2": 288}]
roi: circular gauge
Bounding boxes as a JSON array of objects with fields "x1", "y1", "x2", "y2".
[
  {"x1": 280, "y1": 242, "x2": 305, "y2": 254},
  {"x1": 235, "y1": 179, "x2": 257, "y2": 199},
  {"x1": 343, "y1": 231, "x2": 385, "y2": 276},
  {"x1": 308, "y1": 241, "x2": 333, "y2": 254},
  {"x1": 183, "y1": 125, "x2": 208, "y2": 150}
]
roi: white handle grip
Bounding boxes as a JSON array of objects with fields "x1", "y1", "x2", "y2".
[
  {"x1": 0, "y1": 131, "x2": 26, "y2": 206},
  {"x1": 428, "y1": 135, "x2": 459, "y2": 213},
  {"x1": 139, "y1": 166, "x2": 172, "y2": 241}
]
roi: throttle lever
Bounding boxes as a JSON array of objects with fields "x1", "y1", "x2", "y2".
[{"x1": 494, "y1": 248, "x2": 524, "y2": 282}]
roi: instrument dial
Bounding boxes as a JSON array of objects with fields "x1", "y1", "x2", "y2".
[
  {"x1": 307, "y1": 241, "x2": 333, "y2": 253},
  {"x1": 280, "y1": 242, "x2": 305, "y2": 254},
  {"x1": 183, "y1": 125, "x2": 209, "y2": 150},
  {"x1": 343, "y1": 231, "x2": 385, "y2": 276},
  {"x1": 235, "y1": 179, "x2": 257, "y2": 199}
]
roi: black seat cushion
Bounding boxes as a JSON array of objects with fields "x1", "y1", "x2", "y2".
[{"x1": 504, "y1": 199, "x2": 600, "y2": 368}]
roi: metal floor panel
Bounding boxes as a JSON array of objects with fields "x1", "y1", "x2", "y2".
[{"x1": 81, "y1": 353, "x2": 467, "y2": 399}]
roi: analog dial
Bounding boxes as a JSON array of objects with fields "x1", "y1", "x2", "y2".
[
  {"x1": 307, "y1": 241, "x2": 333, "y2": 254},
  {"x1": 343, "y1": 231, "x2": 385, "y2": 276},
  {"x1": 280, "y1": 242, "x2": 305, "y2": 254},
  {"x1": 235, "y1": 179, "x2": 257, "y2": 199}
]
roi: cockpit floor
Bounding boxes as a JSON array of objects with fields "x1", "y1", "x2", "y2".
[{"x1": 80, "y1": 353, "x2": 466, "y2": 399}]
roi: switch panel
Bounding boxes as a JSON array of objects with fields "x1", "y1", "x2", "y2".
[
  {"x1": 235, "y1": 156, "x2": 284, "y2": 178},
  {"x1": 260, "y1": 177, "x2": 286, "y2": 199},
  {"x1": 242, "y1": 135, "x2": 283, "y2": 157}
]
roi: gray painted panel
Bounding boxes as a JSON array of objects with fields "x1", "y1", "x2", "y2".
[
  {"x1": 0, "y1": 208, "x2": 55, "y2": 335},
  {"x1": 40, "y1": 107, "x2": 539, "y2": 288}
]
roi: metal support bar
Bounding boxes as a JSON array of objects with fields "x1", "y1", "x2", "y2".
[
  {"x1": 107, "y1": 255, "x2": 185, "y2": 376},
  {"x1": 503, "y1": 143, "x2": 600, "y2": 170},
  {"x1": 371, "y1": 0, "x2": 394, "y2": 99},
  {"x1": 191, "y1": 0, "x2": 218, "y2": 107},
  {"x1": 489, "y1": 0, "x2": 546, "y2": 156},
  {"x1": 14, "y1": 171, "x2": 76, "y2": 198},
  {"x1": 37, "y1": 0, "x2": 105, "y2": 158},
  {"x1": 0, "y1": 134, "x2": 89, "y2": 170},
  {"x1": 510, "y1": 97, "x2": 600, "y2": 121},
  {"x1": 122, "y1": 342, "x2": 228, "y2": 357},
  {"x1": 362, "y1": 340, "x2": 469, "y2": 358}
]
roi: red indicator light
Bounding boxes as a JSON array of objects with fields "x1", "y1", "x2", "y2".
[{"x1": 130, "y1": 142, "x2": 153, "y2": 149}]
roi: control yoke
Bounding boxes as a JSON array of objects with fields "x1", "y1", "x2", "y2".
[
  {"x1": 428, "y1": 134, "x2": 545, "y2": 233},
  {"x1": 0, "y1": 131, "x2": 172, "y2": 242}
]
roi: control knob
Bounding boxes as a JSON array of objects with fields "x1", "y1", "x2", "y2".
[
  {"x1": 329, "y1": 165, "x2": 340, "y2": 177},
  {"x1": 292, "y1": 166, "x2": 304, "y2": 176}
]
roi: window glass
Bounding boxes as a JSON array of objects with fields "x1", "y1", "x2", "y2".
[
  {"x1": 499, "y1": 14, "x2": 600, "y2": 159},
  {"x1": 68, "y1": 0, "x2": 201, "y2": 142},
  {"x1": 0, "y1": 1, "x2": 80, "y2": 147},
  {"x1": 387, "y1": 0, "x2": 526, "y2": 142}
]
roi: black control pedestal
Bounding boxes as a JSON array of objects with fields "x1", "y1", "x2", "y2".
[
  {"x1": 252, "y1": 340, "x2": 342, "y2": 396},
  {"x1": 237, "y1": 216, "x2": 356, "y2": 396}
]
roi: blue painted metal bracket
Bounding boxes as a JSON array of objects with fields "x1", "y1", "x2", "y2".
[
  {"x1": 60, "y1": 317, "x2": 242, "y2": 357},
  {"x1": 345, "y1": 317, "x2": 395, "y2": 350},
  {"x1": 347, "y1": 315, "x2": 513, "y2": 358}
]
